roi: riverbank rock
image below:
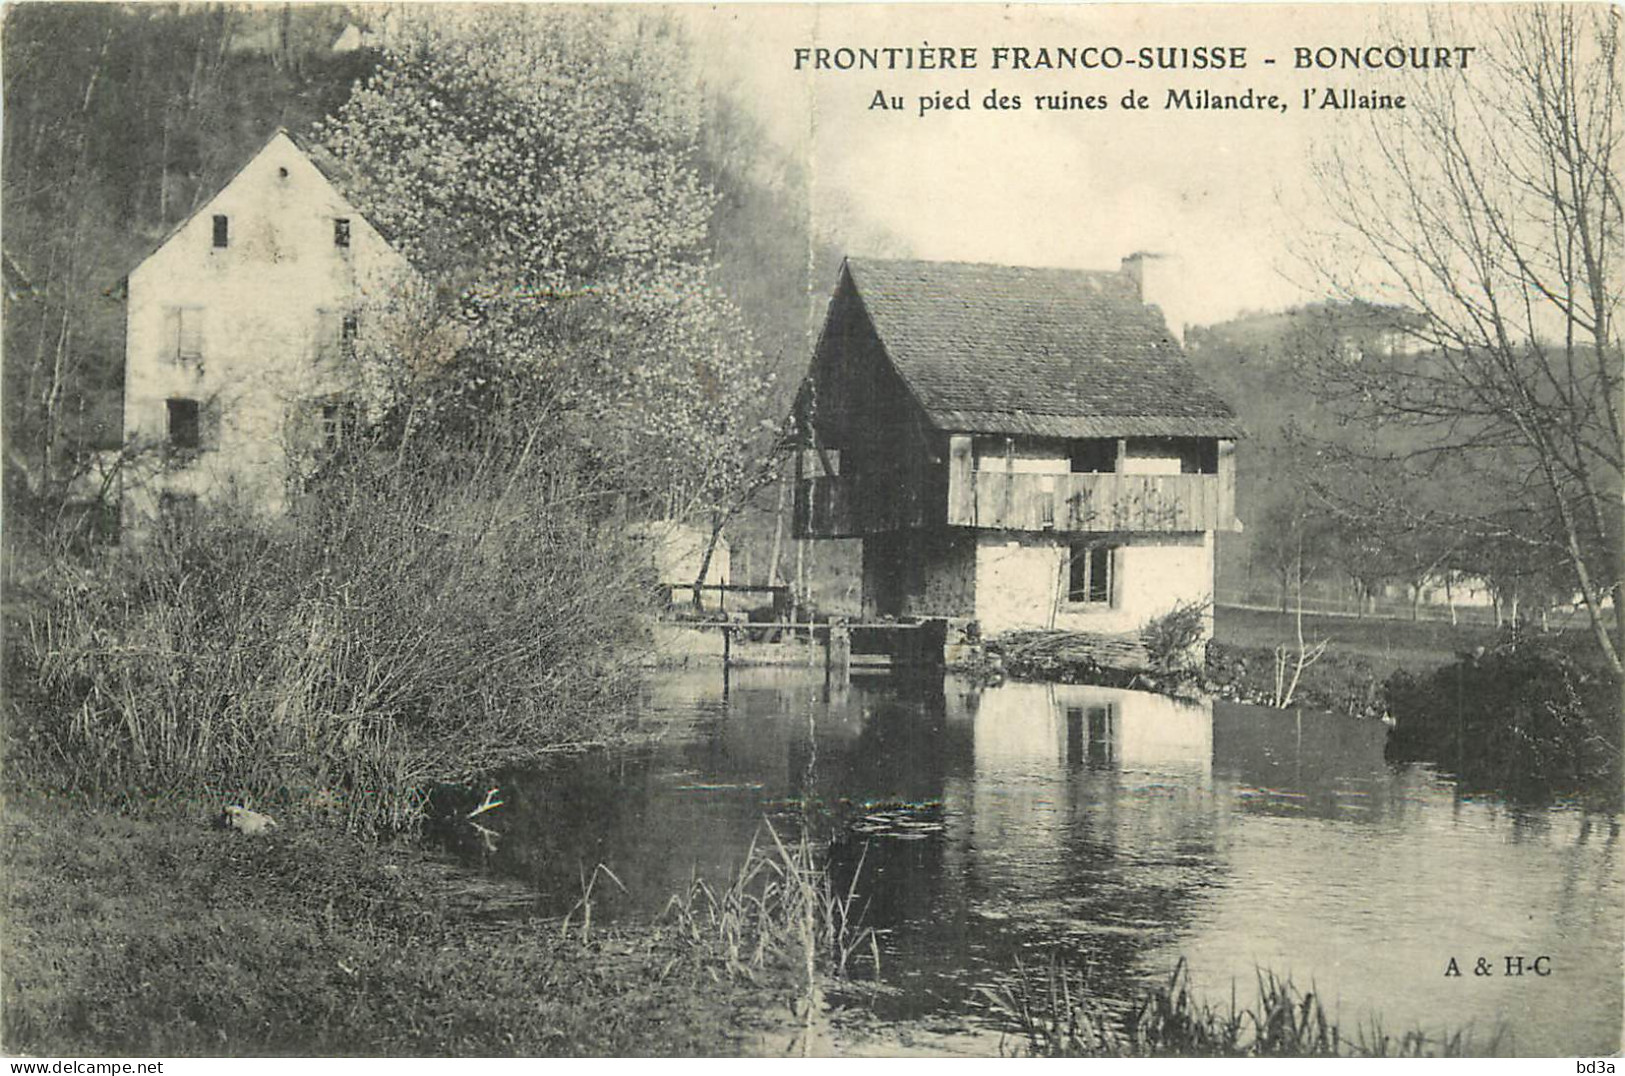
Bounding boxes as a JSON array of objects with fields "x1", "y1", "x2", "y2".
[{"x1": 221, "y1": 805, "x2": 278, "y2": 835}]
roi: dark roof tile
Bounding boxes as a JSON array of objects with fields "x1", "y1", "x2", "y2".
[{"x1": 845, "y1": 257, "x2": 1240, "y2": 437}]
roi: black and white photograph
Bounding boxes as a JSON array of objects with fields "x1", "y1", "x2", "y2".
[{"x1": 1, "y1": 0, "x2": 1620, "y2": 1061}]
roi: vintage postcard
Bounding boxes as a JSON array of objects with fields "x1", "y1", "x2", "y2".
[{"x1": 2, "y1": 1, "x2": 1619, "y2": 1063}]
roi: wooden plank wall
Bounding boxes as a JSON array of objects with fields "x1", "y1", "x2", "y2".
[{"x1": 961, "y1": 471, "x2": 1235, "y2": 532}]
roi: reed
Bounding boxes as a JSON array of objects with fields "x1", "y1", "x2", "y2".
[
  {"x1": 980, "y1": 955, "x2": 1482, "y2": 1057},
  {"x1": 660, "y1": 822, "x2": 880, "y2": 984}
]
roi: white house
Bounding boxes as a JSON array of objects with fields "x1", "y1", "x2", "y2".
[
  {"x1": 626, "y1": 520, "x2": 732, "y2": 609},
  {"x1": 795, "y1": 256, "x2": 1241, "y2": 638},
  {"x1": 121, "y1": 128, "x2": 411, "y2": 530}
]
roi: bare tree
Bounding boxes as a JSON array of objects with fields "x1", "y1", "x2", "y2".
[{"x1": 1306, "y1": 5, "x2": 1622, "y2": 678}]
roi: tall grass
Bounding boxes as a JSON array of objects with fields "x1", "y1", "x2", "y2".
[
  {"x1": 7, "y1": 440, "x2": 655, "y2": 831},
  {"x1": 661, "y1": 823, "x2": 880, "y2": 985},
  {"x1": 979, "y1": 955, "x2": 1483, "y2": 1057}
]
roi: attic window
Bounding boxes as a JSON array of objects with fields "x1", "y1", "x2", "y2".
[
  {"x1": 278, "y1": 166, "x2": 289, "y2": 179},
  {"x1": 334, "y1": 218, "x2": 351, "y2": 248},
  {"x1": 212, "y1": 215, "x2": 229, "y2": 249}
]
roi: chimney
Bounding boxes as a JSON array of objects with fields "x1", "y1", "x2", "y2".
[{"x1": 1120, "y1": 251, "x2": 1188, "y2": 345}]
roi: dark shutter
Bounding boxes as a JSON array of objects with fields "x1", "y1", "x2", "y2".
[
  {"x1": 212, "y1": 215, "x2": 229, "y2": 248},
  {"x1": 1087, "y1": 546, "x2": 1111, "y2": 604},
  {"x1": 1067, "y1": 541, "x2": 1089, "y2": 602}
]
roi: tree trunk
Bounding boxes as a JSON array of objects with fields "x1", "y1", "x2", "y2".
[
  {"x1": 766, "y1": 474, "x2": 787, "y2": 587},
  {"x1": 692, "y1": 515, "x2": 726, "y2": 611},
  {"x1": 795, "y1": 536, "x2": 806, "y2": 619}
]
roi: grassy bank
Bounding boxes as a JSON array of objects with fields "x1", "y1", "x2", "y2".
[
  {"x1": 0, "y1": 796, "x2": 810, "y2": 1057},
  {"x1": 1213, "y1": 604, "x2": 1506, "y2": 672}
]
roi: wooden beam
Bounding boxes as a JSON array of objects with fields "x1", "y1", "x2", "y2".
[{"x1": 948, "y1": 434, "x2": 974, "y2": 526}]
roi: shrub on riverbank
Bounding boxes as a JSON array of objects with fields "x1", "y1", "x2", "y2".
[
  {"x1": 1383, "y1": 636, "x2": 1620, "y2": 807},
  {"x1": 986, "y1": 630, "x2": 1385, "y2": 717},
  {"x1": 1203, "y1": 641, "x2": 1383, "y2": 716},
  {"x1": 5, "y1": 443, "x2": 653, "y2": 831}
]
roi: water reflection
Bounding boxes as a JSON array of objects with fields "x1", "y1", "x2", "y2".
[{"x1": 478, "y1": 668, "x2": 1621, "y2": 1056}]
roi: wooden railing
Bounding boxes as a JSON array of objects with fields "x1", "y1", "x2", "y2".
[
  {"x1": 798, "y1": 467, "x2": 1236, "y2": 536},
  {"x1": 951, "y1": 470, "x2": 1235, "y2": 532},
  {"x1": 794, "y1": 475, "x2": 937, "y2": 537}
]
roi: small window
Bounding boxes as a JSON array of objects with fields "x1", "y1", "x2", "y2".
[
  {"x1": 341, "y1": 313, "x2": 358, "y2": 356},
  {"x1": 319, "y1": 400, "x2": 359, "y2": 450},
  {"x1": 167, "y1": 398, "x2": 201, "y2": 450},
  {"x1": 1070, "y1": 438, "x2": 1117, "y2": 473},
  {"x1": 1067, "y1": 542, "x2": 1116, "y2": 605},
  {"x1": 334, "y1": 218, "x2": 351, "y2": 248},
  {"x1": 212, "y1": 215, "x2": 229, "y2": 249}
]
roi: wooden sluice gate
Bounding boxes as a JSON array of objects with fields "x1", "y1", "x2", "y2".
[{"x1": 676, "y1": 617, "x2": 954, "y2": 679}]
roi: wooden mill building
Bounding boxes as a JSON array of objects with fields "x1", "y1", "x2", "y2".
[{"x1": 795, "y1": 256, "x2": 1241, "y2": 637}]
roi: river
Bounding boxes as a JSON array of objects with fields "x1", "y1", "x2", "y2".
[{"x1": 471, "y1": 667, "x2": 1621, "y2": 1056}]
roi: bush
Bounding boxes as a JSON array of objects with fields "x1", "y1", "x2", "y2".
[
  {"x1": 1383, "y1": 636, "x2": 1620, "y2": 806},
  {"x1": 7, "y1": 442, "x2": 654, "y2": 831},
  {"x1": 1140, "y1": 600, "x2": 1211, "y2": 677}
]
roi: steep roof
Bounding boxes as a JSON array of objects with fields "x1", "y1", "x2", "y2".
[
  {"x1": 842, "y1": 257, "x2": 1241, "y2": 439},
  {"x1": 119, "y1": 127, "x2": 395, "y2": 285}
]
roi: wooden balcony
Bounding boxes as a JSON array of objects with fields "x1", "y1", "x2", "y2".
[
  {"x1": 950, "y1": 470, "x2": 1236, "y2": 533},
  {"x1": 797, "y1": 468, "x2": 1236, "y2": 537}
]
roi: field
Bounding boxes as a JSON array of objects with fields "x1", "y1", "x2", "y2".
[{"x1": 1215, "y1": 604, "x2": 1512, "y2": 672}]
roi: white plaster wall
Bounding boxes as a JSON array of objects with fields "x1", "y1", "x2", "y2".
[
  {"x1": 1119, "y1": 453, "x2": 1183, "y2": 476},
  {"x1": 628, "y1": 520, "x2": 731, "y2": 607},
  {"x1": 973, "y1": 439, "x2": 1193, "y2": 477},
  {"x1": 971, "y1": 439, "x2": 1067, "y2": 474},
  {"x1": 124, "y1": 132, "x2": 410, "y2": 524},
  {"x1": 974, "y1": 531, "x2": 1214, "y2": 635}
]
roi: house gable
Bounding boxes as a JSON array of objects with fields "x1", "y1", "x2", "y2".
[{"x1": 129, "y1": 129, "x2": 403, "y2": 298}]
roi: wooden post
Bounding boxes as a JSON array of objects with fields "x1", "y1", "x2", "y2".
[
  {"x1": 948, "y1": 434, "x2": 975, "y2": 525},
  {"x1": 722, "y1": 623, "x2": 732, "y2": 666},
  {"x1": 825, "y1": 617, "x2": 851, "y2": 683},
  {"x1": 1001, "y1": 437, "x2": 1015, "y2": 526},
  {"x1": 1217, "y1": 438, "x2": 1238, "y2": 531}
]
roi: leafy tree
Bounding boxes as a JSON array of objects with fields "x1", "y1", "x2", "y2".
[{"x1": 316, "y1": 7, "x2": 784, "y2": 590}]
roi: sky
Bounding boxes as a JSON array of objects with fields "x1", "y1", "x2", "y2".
[{"x1": 678, "y1": 3, "x2": 1499, "y2": 328}]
